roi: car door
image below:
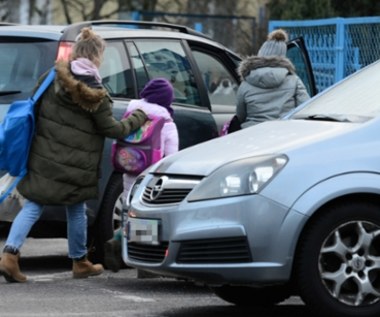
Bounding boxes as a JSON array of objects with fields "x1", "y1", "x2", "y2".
[
  {"x1": 189, "y1": 38, "x2": 317, "y2": 134},
  {"x1": 186, "y1": 43, "x2": 241, "y2": 134},
  {"x1": 287, "y1": 37, "x2": 318, "y2": 97},
  {"x1": 125, "y1": 39, "x2": 219, "y2": 150}
]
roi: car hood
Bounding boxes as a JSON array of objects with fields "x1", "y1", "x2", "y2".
[{"x1": 154, "y1": 119, "x2": 358, "y2": 176}]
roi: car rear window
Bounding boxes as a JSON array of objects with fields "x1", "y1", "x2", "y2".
[{"x1": 0, "y1": 38, "x2": 58, "y2": 105}]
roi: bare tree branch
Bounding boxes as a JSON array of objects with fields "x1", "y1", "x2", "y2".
[
  {"x1": 0, "y1": 1, "x2": 7, "y2": 21},
  {"x1": 60, "y1": 0, "x2": 72, "y2": 23}
]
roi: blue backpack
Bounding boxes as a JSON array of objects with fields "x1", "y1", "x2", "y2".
[{"x1": 0, "y1": 68, "x2": 55, "y2": 203}]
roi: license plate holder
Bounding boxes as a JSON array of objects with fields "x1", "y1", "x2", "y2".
[{"x1": 126, "y1": 218, "x2": 160, "y2": 245}]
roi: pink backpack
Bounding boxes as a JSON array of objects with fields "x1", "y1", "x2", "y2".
[
  {"x1": 219, "y1": 115, "x2": 242, "y2": 136},
  {"x1": 112, "y1": 112, "x2": 165, "y2": 175}
]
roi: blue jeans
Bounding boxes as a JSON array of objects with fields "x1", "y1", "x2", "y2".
[{"x1": 5, "y1": 200, "x2": 88, "y2": 259}]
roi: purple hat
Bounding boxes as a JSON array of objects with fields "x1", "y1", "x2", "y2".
[{"x1": 140, "y1": 78, "x2": 174, "y2": 116}]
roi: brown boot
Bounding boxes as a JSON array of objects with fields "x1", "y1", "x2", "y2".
[
  {"x1": 0, "y1": 252, "x2": 27, "y2": 283},
  {"x1": 72, "y1": 257, "x2": 104, "y2": 279}
]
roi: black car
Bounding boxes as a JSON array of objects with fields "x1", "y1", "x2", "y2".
[{"x1": 0, "y1": 20, "x2": 315, "y2": 264}]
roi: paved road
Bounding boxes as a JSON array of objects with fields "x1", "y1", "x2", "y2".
[{"x1": 0, "y1": 238, "x2": 308, "y2": 317}]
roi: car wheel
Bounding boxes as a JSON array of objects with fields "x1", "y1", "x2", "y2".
[
  {"x1": 88, "y1": 173, "x2": 123, "y2": 264},
  {"x1": 296, "y1": 201, "x2": 380, "y2": 317},
  {"x1": 212, "y1": 285, "x2": 291, "y2": 306}
]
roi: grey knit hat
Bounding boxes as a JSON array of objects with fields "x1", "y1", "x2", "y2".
[{"x1": 257, "y1": 29, "x2": 288, "y2": 57}]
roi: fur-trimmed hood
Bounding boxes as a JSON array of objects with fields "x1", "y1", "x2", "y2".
[
  {"x1": 238, "y1": 56, "x2": 296, "y2": 89},
  {"x1": 18, "y1": 61, "x2": 148, "y2": 205},
  {"x1": 238, "y1": 56, "x2": 295, "y2": 81},
  {"x1": 55, "y1": 60, "x2": 107, "y2": 112}
]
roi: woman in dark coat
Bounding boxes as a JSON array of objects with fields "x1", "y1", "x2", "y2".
[{"x1": 0, "y1": 27, "x2": 147, "y2": 283}]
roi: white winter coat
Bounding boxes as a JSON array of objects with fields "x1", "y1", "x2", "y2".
[{"x1": 236, "y1": 55, "x2": 310, "y2": 128}]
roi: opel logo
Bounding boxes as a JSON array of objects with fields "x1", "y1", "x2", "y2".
[
  {"x1": 150, "y1": 176, "x2": 168, "y2": 201},
  {"x1": 352, "y1": 257, "x2": 364, "y2": 271}
]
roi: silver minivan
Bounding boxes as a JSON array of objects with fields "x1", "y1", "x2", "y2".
[
  {"x1": 123, "y1": 58, "x2": 380, "y2": 317},
  {"x1": 0, "y1": 20, "x2": 242, "y2": 264}
]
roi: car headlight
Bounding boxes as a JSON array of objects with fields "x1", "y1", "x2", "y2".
[{"x1": 187, "y1": 154, "x2": 288, "y2": 202}]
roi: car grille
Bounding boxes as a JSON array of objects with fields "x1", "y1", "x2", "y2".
[
  {"x1": 141, "y1": 175, "x2": 201, "y2": 205},
  {"x1": 142, "y1": 186, "x2": 192, "y2": 204},
  {"x1": 127, "y1": 241, "x2": 169, "y2": 263},
  {"x1": 176, "y1": 237, "x2": 252, "y2": 264}
]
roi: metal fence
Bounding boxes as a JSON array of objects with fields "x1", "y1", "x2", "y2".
[{"x1": 270, "y1": 17, "x2": 380, "y2": 92}]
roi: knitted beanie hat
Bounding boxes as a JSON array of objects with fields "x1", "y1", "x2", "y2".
[
  {"x1": 257, "y1": 29, "x2": 288, "y2": 57},
  {"x1": 140, "y1": 78, "x2": 174, "y2": 116}
]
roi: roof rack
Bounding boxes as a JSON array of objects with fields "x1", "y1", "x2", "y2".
[
  {"x1": 0, "y1": 22, "x2": 18, "y2": 26},
  {"x1": 61, "y1": 20, "x2": 211, "y2": 41}
]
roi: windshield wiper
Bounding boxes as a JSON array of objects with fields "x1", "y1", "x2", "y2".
[
  {"x1": 0, "y1": 91, "x2": 22, "y2": 96},
  {"x1": 296, "y1": 113, "x2": 371, "y2": 123},
  {"x1": 302, "y1": 114, "x2": 344, "y2": 122}
]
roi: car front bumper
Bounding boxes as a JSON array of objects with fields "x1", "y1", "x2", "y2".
[{"x1": 122, "y1": 184, "x2": 308, "y2": 287}]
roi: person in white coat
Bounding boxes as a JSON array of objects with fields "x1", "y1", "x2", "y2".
[{"x1": 236, "y1": 29, "x2": 310, "y2": 129}]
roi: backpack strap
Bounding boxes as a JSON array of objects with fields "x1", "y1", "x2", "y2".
[{"x1": 31, "y1": 68, "x2": 56, "y2": 102}]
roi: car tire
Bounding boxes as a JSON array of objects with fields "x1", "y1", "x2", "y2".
[
  {"x1": 296, "y1": 201, "x2": 380, "y2": 317},
  {"x1": 88, "y1": 173, "x2": 123, "y2": 265},
  {"x1": 212, "y1": 285, "x2": 291, "y2": 307}
]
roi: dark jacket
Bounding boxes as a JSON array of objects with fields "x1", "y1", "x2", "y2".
[
  {"x1": 17, "y1": 60, "x2": 147, "y2": 205},
  {"x1": 236, "y1": 56, "x2": 310, "y2": 128}
]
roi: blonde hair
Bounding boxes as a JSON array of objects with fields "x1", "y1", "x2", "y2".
[{"x1": 71, "y1": 27, "x2": 105, "y2": 66}]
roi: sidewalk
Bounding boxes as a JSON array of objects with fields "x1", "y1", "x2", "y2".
[{"x1": 0, "y1": 237, "x2": 68, "y2": 257}]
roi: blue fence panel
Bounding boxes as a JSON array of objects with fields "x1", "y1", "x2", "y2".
[{"x1": 269, "y1": 17, "x2": 380, "y2": 92}]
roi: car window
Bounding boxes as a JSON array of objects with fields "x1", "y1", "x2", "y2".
[
  {"x1": 127, "y1": 42, "x2": 150, "y2": 95},
  {"x1": 132, "y1": 40, "x2": 201, "y2": 106},
  {"x1": 192, "y1": 50, "x2": 238, "y2": 108},
  {"x1": 100, "y1": 41, "x2": 134, "y2": 98},
  {"x1": 0, "y1": 40, "x2": 57, "y2": 104}
]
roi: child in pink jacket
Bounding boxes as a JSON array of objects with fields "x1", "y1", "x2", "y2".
[
  {"x1": 122, "y1": 78, "x2": 179, "y2": 196},
  {"x1": 105, "y1": 78, "x2": 179, "y2": 272}
]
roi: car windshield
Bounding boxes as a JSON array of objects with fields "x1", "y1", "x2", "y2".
[{"x1": 289, "y1": 59, "x2": 380, "y2": 123}]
